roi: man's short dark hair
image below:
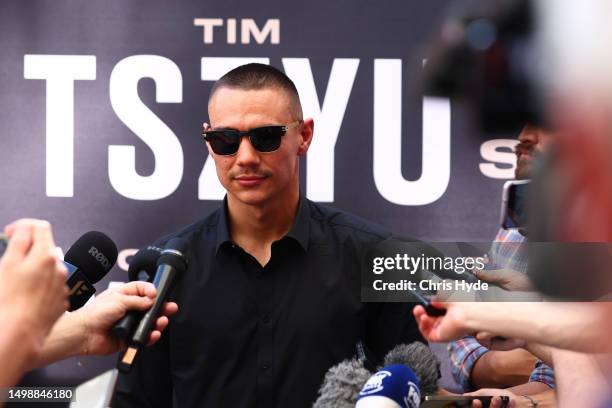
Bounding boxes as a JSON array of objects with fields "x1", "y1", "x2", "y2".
[{"x1": 209, "y1": 63, "x2": 303, "y2": 119}]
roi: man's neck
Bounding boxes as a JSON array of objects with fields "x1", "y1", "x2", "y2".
[{"x1": 227, "y1": 190, "x2": 300, "y2": 265}]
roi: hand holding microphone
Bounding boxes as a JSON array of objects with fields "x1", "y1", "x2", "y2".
[
  {"x1": 112, "y1": 246, "x2": 162, "y2": 340},
  {"x1": 119, "y1": 238, "x2": 188, "y2": 372},
  {"x1": 66, "y1": 281, "x2": 178, "y2": 356},
  {"x1": 32, "y1": 254, "x2": 178, "y2": 368},
  {"x1": 30, "y1": 281, "x2": 178, "y2": 371},
  {"x1": 59, "y1": 234, "x2": 177, "y2": 355}
]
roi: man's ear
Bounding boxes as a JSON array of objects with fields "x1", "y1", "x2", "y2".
[
  {"x1": 203, "y1": 122, "x2": 214, "y2": 156},
  {"x1": 297, "y1": 118, "x2": 314, "y2": 156}
]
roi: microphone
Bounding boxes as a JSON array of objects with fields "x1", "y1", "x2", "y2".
[
  {"x1": 383, "y1": 342, "x2": 440, "y2": 396},
  {"x1": 111, "y1": 246, "x2": 162, "y2": 340},
  {"x1": 118, "y1": 238, "x2": 189, "y2": 372},
  {"x1": 65, "y1": 231, "x2": 118, "y2": 311},
  {"x1": 128, "y1": 245, "x2": 163, "y2": 282},
  {"x1": 312, "y1": 358, "x2": 373, "y2": 408},
  {"x1": 313, "y1": 342, "x2": 440, "y2": 408},
  {"x1": 356, "y1": 364, "x2": 421, "y2": 408}
]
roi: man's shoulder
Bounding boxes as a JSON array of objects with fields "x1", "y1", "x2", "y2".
[
  {"x1": 307, "y1": 200, "x2": 392, "y2": 242},
  {"x1": 153, "y1": 207, "x2": 222, "y2": 246}
]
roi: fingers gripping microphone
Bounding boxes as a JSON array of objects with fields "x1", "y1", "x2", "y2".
[
  {"x1": 65, "y1": 231, "x2": 118, "y2": 311},
  {"x1": 118, "y1": 238, "x2": 189, "y2": 372},
  {"x1": 356, "y1": 365, "x2": 421, "y2": 408},
  {"x1": 112, "y1": 246, "x2": 162, "y2": 340}
]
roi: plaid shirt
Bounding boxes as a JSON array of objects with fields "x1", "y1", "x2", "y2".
[{"x1": 448, "y1": 229, "x2": 555, "y2": 391}]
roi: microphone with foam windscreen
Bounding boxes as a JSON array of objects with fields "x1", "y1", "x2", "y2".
[
  {"x1": 312, "y1": 358, "x2": 373, "y2": 408},
  {"x1": 118, "y1": 237, "x2": 188, "y2": 372},
  {"x1": 65, "y1": 231, "x2": 118, "y2": 311},
  {"x1": 111, "y1": 246, "x2": 163, "y2": 340},
  {"x1": 382, "y1": 342, "x2": 440, "y2": 397},
  {"x1": 356, "y1": 364, "x2": 421, "y2": 408},
  {"x1": 313, "y1": 342, "x2": 440, "y2": 407}
]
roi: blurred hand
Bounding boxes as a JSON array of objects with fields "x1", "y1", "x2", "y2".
[
  {"x1": 466, "y1": 388, "x2": 531, "y2": 408},
  {"x1": 412, "y1": 301, "x2": 471, "y2": 342},
  {"x1": 473, "y1": 268, "x2": 533, "y2": 292},
  {"x1": 0, "y1": 219, "x2": 68, "y2": 358},
  {"x1": 71, "y1": 281, "x2": 178, "y2": 355}
]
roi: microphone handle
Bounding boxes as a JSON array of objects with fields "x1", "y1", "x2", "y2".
[
  {"x1": 112, "y1": 266, "x2": 153, "y2": 339},
  {"x1": 112, "y1": 311, "x2": 143, "y2": 340},
  {"x1": 131, "y1": 264, "x2": 177, "y2": 346}
]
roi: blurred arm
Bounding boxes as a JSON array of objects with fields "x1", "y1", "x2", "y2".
[
  {"x1": 551, "y1": 349, "x2": 608, "y2": 408},
  {"x1": 470, "y1": 349, "x2": 536, "y2": 389},
  {"x1": 415, "y1": 301, "x2": 611, "y2": 353}
]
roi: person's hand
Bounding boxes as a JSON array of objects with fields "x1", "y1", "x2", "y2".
[
  {"x1": 71, "y1": 281, "x2": 179, "y2": 355},
  {"x1": 412, "y1": 301, "x2": 472, "y2": 342},
  {"x1": 473, "y1": 268, "x2": 533, "y2": 292},
  {"x1": 0, "y1": 219, "x2": 68, "y2": 357},
  {"x1": 465, "y1": 388, "x2": 533, "y2": 408},
  {"x1": 475, "y1": 332, "x2": 527, "y2": 351}
]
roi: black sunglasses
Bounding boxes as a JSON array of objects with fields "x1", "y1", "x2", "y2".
[{"x1": 202, "y1": 121, "x2": 302, "y2": 156}]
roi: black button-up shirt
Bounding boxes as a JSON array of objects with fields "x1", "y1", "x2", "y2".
[{"x1": 114, "y1": 197, "x2": 424, "y2": 407}]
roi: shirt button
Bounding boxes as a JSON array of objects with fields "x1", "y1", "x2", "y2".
[
  {"x1": 261, "y1": 363, "x2": 270, "y2": 371},
  {"x1": 262, "y1": 314, "x2": 271, "y2": 325}
]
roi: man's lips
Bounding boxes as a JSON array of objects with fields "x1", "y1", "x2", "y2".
[
  {"x1": 517, "y1": 152, "x2": 532, "y2": 159},
  {"x1": 234, "y1": 175, "x2": 268, "y2": 187},
  {"x1": 515, "y1": 147, "x2": 534, "y2": 159}
]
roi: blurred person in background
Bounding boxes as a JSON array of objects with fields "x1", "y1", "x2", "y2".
[
  {"x1": 446, "y1": 124, "x2": 556, "y2": 407},
  {"x1": 418, "y1": 0, "x2": 612, "y2": 405}
]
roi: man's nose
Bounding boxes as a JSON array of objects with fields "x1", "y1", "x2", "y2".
[{"x1": 235, "y1": 136, "x2": 261, "y2": 167}]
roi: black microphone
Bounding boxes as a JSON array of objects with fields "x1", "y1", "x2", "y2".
[
  {"x1": 118, "y1": 238, "x2": 188, "y2": 372},
  {"x1": 111, "y1": 246, "x2": 162, "y2": 340},
  {"x1": 65, "y1": 231, "x2": 118, "y2": 311}
]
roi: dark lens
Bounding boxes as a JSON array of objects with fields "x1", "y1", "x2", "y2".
[
  {"x1": 207, "y1": 131, "x2": 240, "y2": 155},
  {"x1": 250, "y1": 126, "x2": 284, "y2": 152}
]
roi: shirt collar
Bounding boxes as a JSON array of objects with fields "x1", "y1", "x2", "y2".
[
  {"x1": 215, "y1": 197, "x2": 233, "y2": 253},
  {"x1": 215, "y1": 195, "x2": 310, "y2": 253},
  {"x1": 285, "y1": 195, "x2": 310, "y2": 252}
]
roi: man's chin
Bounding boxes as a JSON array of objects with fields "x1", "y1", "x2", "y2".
[
  {"x1": 515, "y1": 161, "x2": 532, "y2": 180},
  {"x1": 228, "y1": 190, "x2": 273, "y2": 207}
]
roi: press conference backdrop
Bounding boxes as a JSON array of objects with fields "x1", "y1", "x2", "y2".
[{"x1": 1, "y1": 0, "x2": 518, "y2": 385}]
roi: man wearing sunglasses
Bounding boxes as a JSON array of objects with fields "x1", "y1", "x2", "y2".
[{"x1": 115, "y1": 63, "x2": 424, "y2": 407}]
